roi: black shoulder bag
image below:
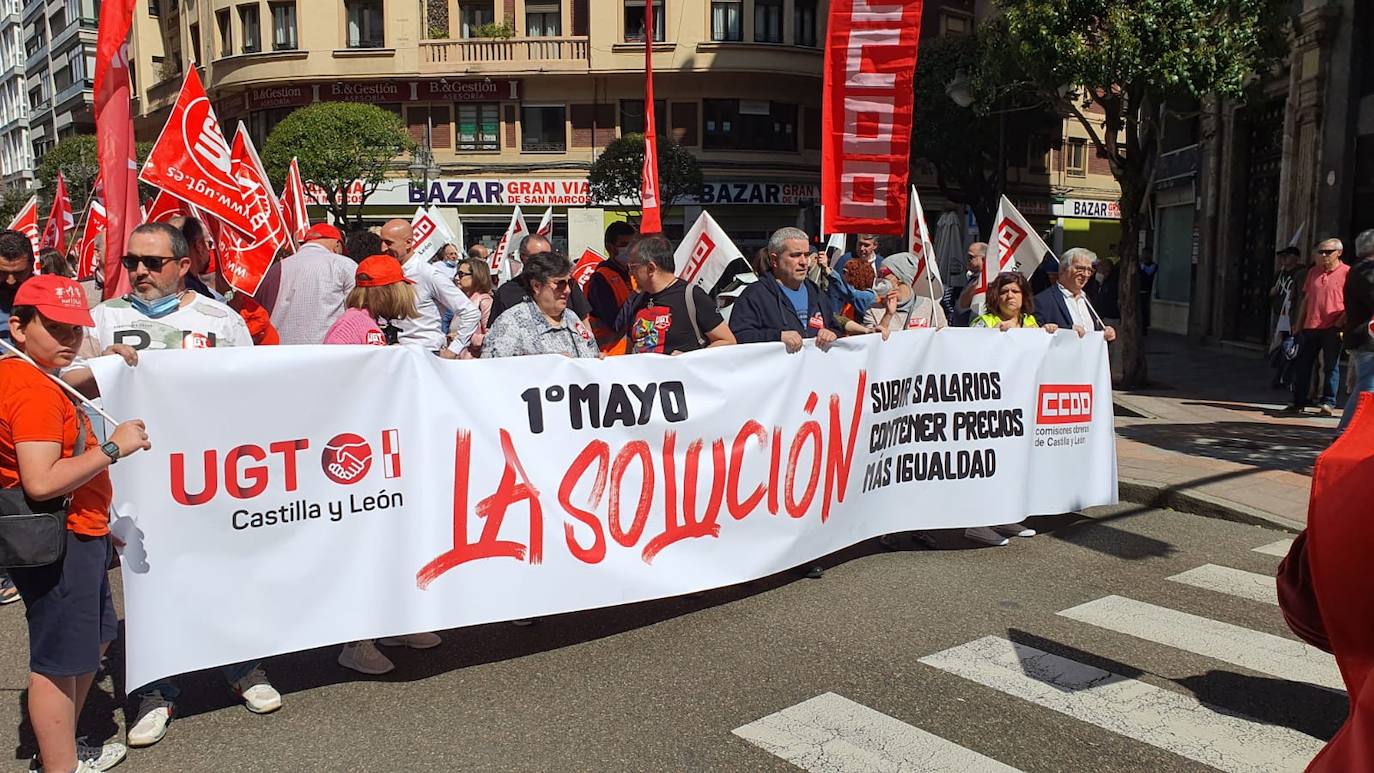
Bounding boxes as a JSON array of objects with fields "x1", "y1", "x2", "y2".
[{"x1": 0, "y1": 393, "x2": 85, "y2": 568}]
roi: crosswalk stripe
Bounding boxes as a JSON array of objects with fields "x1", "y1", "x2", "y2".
[
  {"x1": 1253, "y1": 539, "x2": 1294, "y2": 558},
  {"x1": 1059, "y1": 595, "x2": 1343, "y2": 691},
  {"x1": 1168, "y1": 564, "x2": 1277, "y2": 605},
  {"x1": 919, "y1": 636, "x2": 1324, "y2": 773},
  {"x1": 733, "y1": 692, "x2": 1021, "y2": 773}
]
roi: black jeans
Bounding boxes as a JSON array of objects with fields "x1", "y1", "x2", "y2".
[{"x1": 1291, "y1": 328, "x2": 1343, "y2": 408}]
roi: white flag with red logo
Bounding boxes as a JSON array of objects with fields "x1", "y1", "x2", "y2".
[
  {"x1": 535, "y1": 207, "x2": 554, "y2": 238},
  {"x1": 491, "y1": 206, "x2": 527, "y2": 283},
  {"x1": 977, "y1": 195, "x2": 1050, "y2": 312},
  {"x1": 907, "y1": 185, "x2": 940, "y2": 304},
  {"x1": 7, "y1": 195, "x2": 39, "y2": 254},
  {"x1": 410, "y1": 206, "x2": 457, "y2": 264},
  {"x1": 139, "y1": 69, "x2": 257, "y2": 237},
  {"x1": 674, "y1": 210, "x2": 743, "y2": 294},
  {"x1": 40, "y1": 172, "x2": 74, "y2": 251},
  {"x1": 571, "y1": 248, "x2": 602, "y2": 291},
  {"x1": 144, "y1": 189, "x2": 190, "y2": 224},
  {"x1": 75, "y1": 198, "x2": 107, "y2": 279},
  {"x1": 281, "y1": 157, "x2": 309, "y2": 242}
]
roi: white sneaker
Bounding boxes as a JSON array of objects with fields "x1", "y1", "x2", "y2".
[
  {"x1": 378, "y1": 632, "x2": 442, "y2": 649},
  {"x1": 338, "y1": 640, "x2": 395, "y2": 675},
  {"x1": 126, "y1": 699, "x2": 172, "y2": 747},
  {"x1": 30, "y1": 738, "x2": 128, "y2": 771},
  {"x1": 230, "y1": 667, "x2": 282, "y2": 714},
  {"x1": 992, "y1": 522, "x2": 1037, "y2": 538}
]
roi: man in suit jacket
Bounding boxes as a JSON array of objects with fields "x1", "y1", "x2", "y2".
[{"x1": 1033, "y1": 247, "x2": 1118, "y2": 342}]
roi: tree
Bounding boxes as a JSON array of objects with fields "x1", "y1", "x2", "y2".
[
  {"x1": 993, "y1": 0, "x2": 1289, "y2": 387},
  {"x1": 262, "y1": 102, "x2": 414, "y2": 227},
  {"x1": 36, "y1": 135, "x2": 154, "y2": 215},
  {"x1": 588, "y1": 134, "x2": 704, "y2": 225},
  {"x1": 911, "y1": 30, "x2": 1051, "y2": 237}
]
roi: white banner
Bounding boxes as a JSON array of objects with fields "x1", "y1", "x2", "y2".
[{"x1": 91, "y1": 331, "x2": 1116, "y2": 690}]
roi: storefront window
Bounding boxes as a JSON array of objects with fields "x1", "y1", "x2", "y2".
[
  {"x1": 703, "y1": 99, "x2": 796, "y2": 152},
  {"x1": 458, "y1": 103, "x2": 500, "y2": 152},
  {"x1": 522, "y1": 105, "x2": 566, "y2": 152}
]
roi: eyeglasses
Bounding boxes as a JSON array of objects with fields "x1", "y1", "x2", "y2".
[
  {"x1": 456, "y1": 270, "x2": 473, "y2": 278},
  {"x1": 543, "y1": 278, "x2": 571, "y2": 292},
  {"x1": 121, "y1": 254, "x2": 179, "y2": 271}
]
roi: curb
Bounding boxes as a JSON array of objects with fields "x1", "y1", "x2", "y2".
[{"x1": 1118, "y1": 477, "x2": 1304, "y2": 534}]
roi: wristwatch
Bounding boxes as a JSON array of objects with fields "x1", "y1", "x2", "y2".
[{"x1": 100, "y1": 441, "x2": 121, "y2": 465}]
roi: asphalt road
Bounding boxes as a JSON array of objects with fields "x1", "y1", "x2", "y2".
[{"x1": 0, "y1": 505, "x2": 1341, "y2": 772}]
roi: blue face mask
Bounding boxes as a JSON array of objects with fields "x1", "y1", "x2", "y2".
[{"x1": 127, "y1": 292, "x2": 183, "y2": 319}]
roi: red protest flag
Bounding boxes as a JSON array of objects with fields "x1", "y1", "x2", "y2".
[
  {"x1": 75, "y1": 198, "x2": 107, "y2": 280},
  {"x1": 94, "y1": 0, "x2": 138, "y2": 298},
  {"x1": 205, "y1": 213, "x2": 277, "y2": 298},
  {"x1": 139, "y1": 69, "x2": 257, "y2": 237},
  {"x1": 638, "y1": 0, "x2": 662, "y2": 235},
  {"x1": 281, "y1": 157, "x2": 310, "y2": 242},
  {"x1": 144, "y1": 188, "x2": 191, "y2": 223},
  {"x1": 572, "y1": 248, "x2": 602, "y2": 292},
  {"x1": 39, "y1": 172, "x2": 74, "y2": 251},
  {"x1": 6, "y1": 195, "x2": 39, "y2": 254},
  {"x1": 820, "y1": 0, "x2": 923, "y2": 235},
  {"x1": 230, "y1": 124, "x2": 291, "y2": 256}
]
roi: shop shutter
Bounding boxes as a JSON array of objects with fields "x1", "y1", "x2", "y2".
[{"x1": 505, "y1": 104, "x2": 517, "y2": 147}]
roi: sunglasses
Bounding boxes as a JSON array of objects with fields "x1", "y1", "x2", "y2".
[
  {"x1": 121, "y1": 254, "x2": 179, "y2": 271},
  {"x1": 1318, "y1": 249, "x2": 1339, "y2": 255},
  {"x1": 542, "y1": 279, "x2": 571, "y2": 292}
]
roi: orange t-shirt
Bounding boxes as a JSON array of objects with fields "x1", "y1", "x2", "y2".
[{"x1": 0, "y1": 358, "x2": 111, "y2": 536}]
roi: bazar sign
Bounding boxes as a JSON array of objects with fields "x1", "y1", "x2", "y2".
[
  {"x1": 409, "y1": 178, "x2": 592, "y2": 206},
  {"x1": 693, "y1": 182, "x2": 820, "y2": 206},
  {"x1": 237, "y1": 80, "x2": 523, "y2": 112},
  {"x1": 1054, "y1": 198, "x2": 1121, "y2": 220}
]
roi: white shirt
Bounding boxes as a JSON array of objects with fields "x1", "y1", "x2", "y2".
[
  {"x1": 1059, "y1": 284, "x2": 1096, "y2": 330},
  {"x1": 395, "y1": 253, "x2": 479, "y2": 351},
  {"x1": 268, "y1": 243, "x2": 358, "y2": 345},
  {"x1": 86, "y1": 293, "x2": 255, "y2": 351}
]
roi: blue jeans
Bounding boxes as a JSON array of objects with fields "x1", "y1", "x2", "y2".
[
  {"x1": 1337, "y1": 350, "x2": 1374, "y2": 433},
  {"x1": 136, "y1": 660, "x2": 261, "y2": 703},
  {"x1": 1291, "y1": 328, "x2": 1342, "y2": 408}
]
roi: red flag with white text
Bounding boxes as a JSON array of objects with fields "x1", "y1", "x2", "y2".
[
  {"x1": 281, "y1": 157, "x2": 310, "y2": 242},
  {"x1": 211, "y1": 126, "x2": 290, "y2": 295},
  {"x1": 40, "y1": 172, "x2": 74, "y2": 251},
  {"x1": 94, "y1": 0, "x2": 138, "y2": 297},
  {"x1": 572, "y1": 248, "x2": 602, "y2": 292},
  {"x1": 75, "y1": 198, "x2": 107, "y2": 280},
  {"x1": 230, "y1": 124, "x2": 291, "y2": 253},
  {"x1": 139, "y1": 69, "x2": 257, "y2": 237},
  {"x1": 820, "y1": 0, "x2": 923, "y2": 235},
  {"x1": 144, "y1": 188, "x2": 191, "y2": 223},
  {"x1": 6, "y1": 195, "x2": 39, "y2": 254},
  {"x1": 639, "y1": 0, "x2": 662, "y2": 235}
]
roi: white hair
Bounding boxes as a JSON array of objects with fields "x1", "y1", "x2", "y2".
[
  {"x1": 1060, "y1": 246, "x2": 1097, "y2": 269},
  {"x1": 1356, "y1": 230, "x2": 1374, "y2": 259},
  {"x1": 1318, "y1": 237, "x2": 1343, "y2": 251},
  {"x1": 767, "y1": 227, "x2": 809, "y2": 255}
]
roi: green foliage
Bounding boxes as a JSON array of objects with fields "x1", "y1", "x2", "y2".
[
  {"x1": 588, "y1": 134, "x2": 704, "y2": 220},
  {"x1": 262, "y1": 102, "x2": 414, "y2": 226},
  {"x1": 471, "y1": 21, "x2": 514, "y2": 39},
  {"x1": 36, "y1": 135, "x2": 154, "y2": 214},
  {"x1": 0, "y1": 188, "x2": 29, "y2": 227}
]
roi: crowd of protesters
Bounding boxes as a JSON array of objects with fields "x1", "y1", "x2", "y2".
[{"x1": 3, "y1": 211, "x2": 1370, "y2": 772}]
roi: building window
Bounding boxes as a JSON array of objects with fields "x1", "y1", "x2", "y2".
[
  {"x1": 148, "y1": 0, "x2": 159, "y2": 16},
  {"x1": 458, "y1": 1, "x2": 493, "y2": 38},
  {"x1": 710, "y1": 0, "x2": 741, "y2": 41},
  {"x1": 703, "y1": 99, "x2": 797, "y2": 151},
  {"x1": 521, "y1": 105, "x2": 566, "y2": 152},
  {"x1": 526, "y1": 3, "x2": 560, "y2": 36},
  {"x1": 623, "y1": 0, "x2": 664, "y2": 43},
  {"x1": 271, "y1": 2, "x2": 297, "y2": 50},
  {"x1": 345, "y1": 0, "x2": 384, "y2": 48},
  {"x1": 940, "y1": 12, "x2": 971, "y2": 36},
  {"x1": 754, "y1": 0, "x2": 783, "y2": 44},
  {"x1": 189, "y1": 22, "x2": 201, "y2": 62},
  {"x1": 1066, "y1": 139, "x2": 1086, "y2": 176},
  {"x1": 456, "y1": 103, "x2": 500, "y2": 152},
  {"x1": 216, "y1": 9, "x2": 232, "y2": 55},
  {"x1": 239, "y1": 4, "x2": 261, "y2": 53},
  {"x1": 794, "y1": 0, "x2": 817, "y2": 46},
  {"x1": 618, "y1": 99, "x2": 666, "y2": 136}
]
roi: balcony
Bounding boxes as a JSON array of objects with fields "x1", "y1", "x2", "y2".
[
  {"x1": 53, "y1": 78, "x2": 88, "y2": 108},
  {"x1": 419, "y1": 36, "x2": 588, "y2": 74}
]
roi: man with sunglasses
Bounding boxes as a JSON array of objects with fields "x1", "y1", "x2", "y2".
[
  {"x1": 60, "y1": 222, "x2": 280, "y2": 748},
  {"x1": 1287, "y1": 238, "x2": 1351, "y2": 416}
]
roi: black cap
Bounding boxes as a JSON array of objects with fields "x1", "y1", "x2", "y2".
[{"x1": 1276, "y1": 246, "x2": 1301, "y2": 257}]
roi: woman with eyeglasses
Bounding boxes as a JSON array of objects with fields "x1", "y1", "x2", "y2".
[
  {"x1": 971, "y1": 272, "x2": 1059, "y2": 333},
  {"x1": 480, "y1": 251, "x2": 598, "y2": 359},
  {"x1": 443, "y1": 258, "x2": 494, "y2": 359}
]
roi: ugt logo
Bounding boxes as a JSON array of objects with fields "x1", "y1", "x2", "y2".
[{"x1": 321, "y1": 430, "x2": 402, "y2": 485}]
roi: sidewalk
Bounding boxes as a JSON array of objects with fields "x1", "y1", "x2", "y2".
[{"x1": 1112, "y1": 333, "x2": 1337, "y2": 532}]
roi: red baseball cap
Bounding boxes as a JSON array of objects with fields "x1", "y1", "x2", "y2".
[
  {"x1": 304, "y1": 223, "x2": 343, "y2": 242},
  {"x1": 355, "y1": 255, "x2": 413, "y2": 288},
  {"x1": 12, "y1": 275, "x2": 93, "y2": 327}
]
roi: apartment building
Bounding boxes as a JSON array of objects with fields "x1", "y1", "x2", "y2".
[
  {"x1": 0, "y1": 0, "x2": 29, "y2": 189},
  {"x1": 23, "y1": 0, "x2": 98, "y2": 163}
]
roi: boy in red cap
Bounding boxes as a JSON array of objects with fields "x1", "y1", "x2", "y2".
[{"x1": 0, "y1": 275, "x2": 151, "y2": 772}]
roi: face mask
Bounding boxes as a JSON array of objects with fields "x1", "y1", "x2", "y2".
[
  {"x1": 1095, "y1": 272, "x2": 1107, "y2": 282},
  {"x1": 442, "y1": 258, "x2": 458, "y2": 269},
  {"x1": 127, "y1": 292, "x2": 182, "y2": 319}
]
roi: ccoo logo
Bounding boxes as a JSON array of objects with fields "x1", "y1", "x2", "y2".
[
  {"x1": 1037, "y1": 385, "x2": 1093, "y2": 425},
  {"x1": 322, "y1": 433, "x2": 372, "y2": 484}
]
